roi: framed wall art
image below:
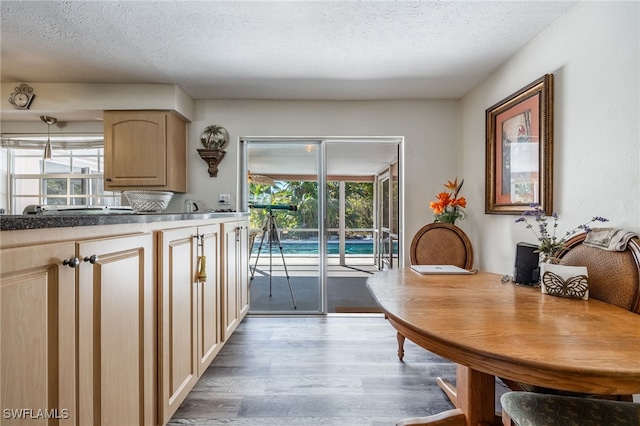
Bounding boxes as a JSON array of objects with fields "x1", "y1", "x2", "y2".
[{"x1": 485, "y1": 74, "x2": 554, "y2": 215}]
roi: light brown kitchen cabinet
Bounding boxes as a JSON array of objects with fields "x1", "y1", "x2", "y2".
[
  {"x1": 0, "y1": 242, "x2": 78, "y2": 425},
  {"x1": 0, "y1": 232, "x2": 154, "y2": 426},
  {"x1": 157, "y1": 224, "x2": 222, "y2": 425},
  {"x1": 76, "y1": 233, "x2": 155, "y2": 426},
  {"x1": 196, "y1": 225, "x2": 223, "y2": 374},
  {"x1": 221, "y1": 220, "x2": 250, "y2": 341},
  {"x1": 103, "y1": 110, "x2": 186, "y2": 192},
  {"x1": 1, "y1": 216, "x2": 248, "y2": 426},
  {"x1": 237, "y1": 223, "x2": 250, "y2": 319}
]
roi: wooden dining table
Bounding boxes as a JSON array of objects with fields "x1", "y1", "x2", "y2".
[{"x1": 366, "y1": 268, "x2": 640, "y2": 426}]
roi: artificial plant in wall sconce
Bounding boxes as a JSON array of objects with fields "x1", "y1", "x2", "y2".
[{"x1": 197, "y1": 125, "x2": 229, "y2": 177}]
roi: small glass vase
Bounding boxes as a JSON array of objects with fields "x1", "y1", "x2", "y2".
[
  {"x1": 433, "y1": 208, "x2": 464, "y2": 225},
  {"x1": 434, "y1": 215, "x2": 457, "y2": 225}
]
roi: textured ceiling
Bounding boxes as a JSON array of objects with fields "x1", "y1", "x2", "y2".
[{"x1": 1, "y1": 1, "x2": 577, "y2": 101}]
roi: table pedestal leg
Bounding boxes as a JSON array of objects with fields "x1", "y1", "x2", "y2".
[{"x1": 455, "y1": 365, "x2": 496, "y2": 426}]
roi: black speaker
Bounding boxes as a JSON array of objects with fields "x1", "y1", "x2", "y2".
[{"x1": 513, "y1": 242, "x2": 540, "y2": 285}]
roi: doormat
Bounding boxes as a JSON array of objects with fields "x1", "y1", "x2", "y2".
[{"x1": 334, "y1": 306, "x2": 383, "y2": 313}]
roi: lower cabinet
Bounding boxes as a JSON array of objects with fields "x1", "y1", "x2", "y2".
[
  {"x1": 0, "y1": 242, "x2": 77, "y2": 425},
  {"x1": 1, "y1": 217, "x2": 248, "y2": 426},
  {"x1": 237, "y1": 222, "x2": 250, "y2": 319},
  {"x1": 195, "y1": 225, "x2": 223, "y2": 375},
  {"x1": 221, "y1": 220, "x2": 250, "y2": 341},
  {"x1": 157, "y1": 224, "x2": 222, "y2": 425},
  {"x1": 77, "y1": 233, "x2": 155, "y2": 426},
  {"x1": 0, "y1": 232, "x2": 154, "y2": 426}
]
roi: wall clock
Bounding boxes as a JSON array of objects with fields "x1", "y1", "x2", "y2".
[{"x1": 8, "y1": 83, "x2": 35, "y2": 110}]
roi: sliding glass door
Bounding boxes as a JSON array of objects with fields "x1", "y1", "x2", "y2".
[
  {"x1": 240, "y1": 137, "x2": 402, "y2": 315},
  {"x1": 242, "y1": 140, "x2": 325, "y2": 314}
]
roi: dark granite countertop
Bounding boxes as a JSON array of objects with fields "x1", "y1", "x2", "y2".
[{"x1": 0, "y1": 211, "x2": 249, "y2": 231}]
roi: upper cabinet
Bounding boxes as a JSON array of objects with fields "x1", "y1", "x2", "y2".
[{"x1": 103, "y1": 110, "x2": 187, "y2": 192}]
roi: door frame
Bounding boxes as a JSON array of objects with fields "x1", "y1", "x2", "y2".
[{"x1": 238, "y1": 136, "x2": 404, "y2": 314}]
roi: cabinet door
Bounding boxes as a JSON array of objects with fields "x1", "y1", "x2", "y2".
[
  {"x1": 103, "y1": 110, "x2": 186, "y2": 192},
  {"x1": 157, "y1": 227, "x2": 198, "y2": 425},
  {"x1": 237, "y1": 222, "x2": 250, "y2": 318},
  {"x1": 197, "y1": 224, "x2": 222, "y2": 376},
  {"x1": 221, "y1": 222, "x2": 240, "y2": 341},
  {"x1": 77, "y1": 233, "x2": 154, "y2": 426},
  {"x1": 221, "y1": 220, "x2": 250, "y2": 340},
  {"x1": 104, "y1": 110, "x2": 167, "y2": 188},
  {"x1": 0, "y1": 242, "x2": 77, "y2": 425}
]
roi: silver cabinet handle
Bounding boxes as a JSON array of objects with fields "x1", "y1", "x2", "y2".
[
  {"x1": 83, "y1": 255, "x2": 99, "y2": 264},
  {"x1": 63, "y1": 257, "x2": 80, "y2": 268}
]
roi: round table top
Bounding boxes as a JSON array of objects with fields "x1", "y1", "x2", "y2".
[{"x1": 367, "y1": 267, "x2": 640, "y2": 394}]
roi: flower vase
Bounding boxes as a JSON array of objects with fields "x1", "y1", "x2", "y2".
[
  {"x1": 540, "y1": 252, "x2": 561, "y2": 265},
  {"x1": 433, "y1": 208, "x2": 464, "y2": 226},
  {"x1": 434, "y1": 215, "x2": 457, "y2": 226}
]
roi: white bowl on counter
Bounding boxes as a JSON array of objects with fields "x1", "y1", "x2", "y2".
[{"x1": 123, "y1": 191, "x2": 174, "y2": 213}]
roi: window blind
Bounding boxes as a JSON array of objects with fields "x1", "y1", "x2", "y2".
[{"x1": 0, "y1": 133, "x2": 103, "y2": 150}]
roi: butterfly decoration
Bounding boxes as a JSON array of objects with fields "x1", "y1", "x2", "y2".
[{"x1": 542, "y1": 271, "x2": 589, "y2": 300}]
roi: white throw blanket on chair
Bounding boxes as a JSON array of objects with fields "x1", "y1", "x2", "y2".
[{"x1": 583, "y1": 228, "x2": 637, "y2": 251}]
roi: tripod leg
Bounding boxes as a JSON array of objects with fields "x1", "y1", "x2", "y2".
[
  {"x1": 278, "y1": 245, "x2": 297, "y2": 309},
  {"x1": 270, "y1": 218, "x2": 296, "y2": 309},
  {"x1": 250, "y1": 227, "x2": 268, "y2": 282},
  {"x1": 269, "y1": 225, "x2": 273, "y2": 297}
]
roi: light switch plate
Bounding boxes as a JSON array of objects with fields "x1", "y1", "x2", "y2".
[{"x1": 219, "y1": 194, "x2": 230, "y2": 204}]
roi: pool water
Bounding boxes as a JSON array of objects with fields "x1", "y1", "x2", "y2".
[{"x1": 251, "y1": 239, "x2": 398, "y2": 255}]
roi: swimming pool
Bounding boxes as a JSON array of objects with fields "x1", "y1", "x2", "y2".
[{"x1": 251, "y1": 239, "x2": 397, "y2": 255}]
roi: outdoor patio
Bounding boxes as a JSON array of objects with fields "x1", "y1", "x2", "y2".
[{"x1": 249, "y1": 254, "x2": 382, "y2": 314}]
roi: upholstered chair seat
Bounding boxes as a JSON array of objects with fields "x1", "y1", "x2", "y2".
[{"x1": 500, "y1": 392, "x2": 640, "y2": 426}]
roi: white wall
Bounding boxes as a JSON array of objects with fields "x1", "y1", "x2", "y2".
[
  {"x1": 182, "y1": 99, "x2": 460, "y2": 263},
  {"x1": 460, "y1": 1, "x2": 640, "y2": 274}
]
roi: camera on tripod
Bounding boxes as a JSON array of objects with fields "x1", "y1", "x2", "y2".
[{"x1": 249, "y1": 203, "x2": 297, "y2": 211}]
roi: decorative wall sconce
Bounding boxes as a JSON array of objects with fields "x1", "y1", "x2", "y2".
[{"x1": 197, "y1": 125, "x2": 229, "y2": 177}]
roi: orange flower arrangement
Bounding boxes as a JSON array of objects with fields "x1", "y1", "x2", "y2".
[{"x1": 430, "y1": 178, "x2": 466, "y2": 224}]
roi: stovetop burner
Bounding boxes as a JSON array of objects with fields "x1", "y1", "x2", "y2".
[{"x1": 209, "y1": 208, "x2": 236, "y2": 213}]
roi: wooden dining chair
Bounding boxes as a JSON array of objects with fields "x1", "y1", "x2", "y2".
[
  {"x1": 500, "y1": 391, "x2": 640, "y2": 426},
  {"x1": 501, "y1": 231, "x2": 640, "y2": 401},
  {"x1": 409, "y1": 223, "x2": 474, "y2": 268},
  {"x1": 395, "y1": 408, "x2": 466, "y2": 426},
  {"x1": 400, "y1": 223, "x2": 475, "y2": 408},
  {"x1": 556, "y1": 232, "x2": 640, "y2": 314},
  {"x1": 402, "y1": 224, "x2": 474, "y2": 360}
]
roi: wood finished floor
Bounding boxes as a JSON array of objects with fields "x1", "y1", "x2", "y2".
[{"x1": 168, "y1": 315, "x2": 460, "y2": 426}]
